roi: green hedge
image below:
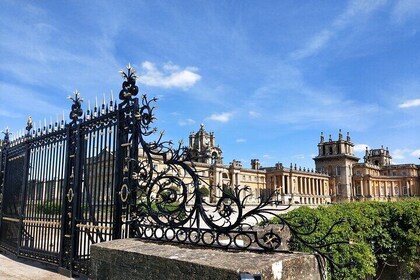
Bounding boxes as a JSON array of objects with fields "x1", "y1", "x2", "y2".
[
  {"x1": 272, "y1": 200, "x2": 420, "y2": 279},
  {"x1": 37, "y1": 201, "x2": 61, "y2": 215}
]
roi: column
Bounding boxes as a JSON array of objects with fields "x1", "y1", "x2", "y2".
[{"x1": 282, "y1": 175, "x2": 286, "y2": 194}]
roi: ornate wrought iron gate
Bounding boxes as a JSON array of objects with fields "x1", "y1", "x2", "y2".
[
  {"x1": 0, "y1": 66, "x2": 139, "y2": 277},
  {"x1": 0, "y1": 65, "x2": 348, "y2": 279}
]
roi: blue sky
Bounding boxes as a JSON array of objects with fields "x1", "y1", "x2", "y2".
[{"x1": 1, "y1": 0, "x2": 419, "y2": 168}]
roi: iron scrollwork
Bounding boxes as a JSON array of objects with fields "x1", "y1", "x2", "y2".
[{"x1": 119, "y1": 66, "x2": 349, "y2": 278}]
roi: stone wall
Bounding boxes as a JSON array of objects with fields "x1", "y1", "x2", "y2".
[{"x1": 91, "y1": 239, "x2": 322, "y2": 280}]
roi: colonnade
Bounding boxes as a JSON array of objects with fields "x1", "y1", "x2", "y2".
[
  {"x1": 353, "y1": 177, "x2": 416, "y2": 201},
  {"x1": 269, "y1": 172, "x2": 330, "y2": 205}
]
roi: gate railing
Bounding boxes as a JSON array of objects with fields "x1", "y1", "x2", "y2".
[{"x1": 0, "y1": 65, "x2": 140, "y2": 277}]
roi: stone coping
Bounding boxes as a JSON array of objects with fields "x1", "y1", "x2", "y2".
[{"x1": 91, "y1": 238, "x2": 322, "y2": 280}]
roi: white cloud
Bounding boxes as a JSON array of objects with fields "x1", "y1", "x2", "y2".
[
  {"x1": 398, "y1": 99, "x2": 420, "y2": 108},
  {"x1": 410, "y1": 149, "x2": 420, "y2": 157},
  {"x1": 178, "y1": 118, "x2": 196, "y2": 126},
  {"x1": 236, "y1": 138, "x2": 246, "y2": 143},
  {"x1": 263, "y1": 154, "x2": 272, "y2": 159},
  {"x1": 292, "y1": 154, "x2": 305, "y2": 160},
  {"x1": 392, "y1": 148, "x2": 411, "y2": 160},
  {"x1": 354, "y1": 144, "x2": 370, "y2": 153},
  {"x1": 207, "y1": 112, "x2": 233, "y2": 123},
  {"x1": 392, "y1": 0, "x2": 420, "y2": 24},
  {"x1": 140, "y1": 61, "x2": 201, "y2": 89},
  {"x1": 248, "y1": 111, "x2": 260, "y2": 118}
]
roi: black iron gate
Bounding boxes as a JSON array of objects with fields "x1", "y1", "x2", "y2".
[{"x1": 0, "y1": 66, "x2": 140, "y2": 277}]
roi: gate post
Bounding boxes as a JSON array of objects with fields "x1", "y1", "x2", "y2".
[
  {"x1": 16, "y1": 120, "x2": 33, "y2": 255},
  {"x1": 59, "y1": 92, "x2": 84, "y2": 276},
  {"x1": 113, "y1": 65, "x2": 139, "y2": 239},
  {"x1": 0, "y1": 142, "x2": 5, "y2": 231},
  {"x1": 0, "y1": 130, "x2": 10, "y2": 238}
]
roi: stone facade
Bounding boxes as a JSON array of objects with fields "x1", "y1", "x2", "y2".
[
  {"x1": 263, "y1": 163, "x2": 330, "y2": 205},
  {"x1": 140, "y1": 125, "x2": 420, "y2": 205},
  {"x1": 315, "y1": 131, "x2": 420, "y2": 202}
]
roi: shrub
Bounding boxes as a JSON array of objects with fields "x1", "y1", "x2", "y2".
[
  {"x1": 272, "y1": 200, "x2": 420, "y2": 279},
  {"x1": 199, "y1": 186, "x2": 210, "y2": 197},
  {"x1": 37, "y1": 201, "x2": 61, "y2": 215}
]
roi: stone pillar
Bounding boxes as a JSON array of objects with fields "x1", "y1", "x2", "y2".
[{"x1": 282, "y1": 175, "x2": 286, "y2": 194}]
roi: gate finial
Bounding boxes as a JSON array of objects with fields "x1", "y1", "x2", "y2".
[
  {"x1": 68, "y1": 90, "x2": 84, "y2": 124},
  {"x1": 119, "y1": 64, "x2": 139, "y2": 102},
  {"x1": 26, "y1": 116, "x2": 33, "y2": 136},
  {"x1": 1, "y1": 127, "x2": 11, "y2": 147}
]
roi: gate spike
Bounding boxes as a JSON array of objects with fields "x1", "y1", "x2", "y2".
[
  {"x1": 109, "y1": 91, "x2": 114, "y2": 112},
  {"x1": 102, "y1": 93, "x2": 106, "y2": 114},
  {"x1": 86, "y1": 100, "x2": 91, "y2": 120},
  {"x1": 94, "y1": 96, "x2": 98, "y2": 117},
  {"x1": 61, "y1": 111, "x2": 65, "y2": 128}
]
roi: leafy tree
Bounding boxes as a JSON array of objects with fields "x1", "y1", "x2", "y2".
[{"x1": 271, "y1": 200, "x2": 420, "y2": 279}]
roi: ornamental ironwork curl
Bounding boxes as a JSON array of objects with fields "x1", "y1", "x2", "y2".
[{"x1": 120, "y1": 66, "x2": 350, "y2": 279}]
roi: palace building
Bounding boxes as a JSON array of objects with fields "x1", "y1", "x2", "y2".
[
  {"x1": 182, "y1": 124, "x2": 334, "y2": 205},
  {"x1": 315, "y1": 131, "x2": 420, "y2": 202},
  {"x1": 145, "y1": 124, "x2": 420, "y2": 205}
]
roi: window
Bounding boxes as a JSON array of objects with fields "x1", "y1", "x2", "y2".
[{"x1": 336, "y1": 166, "x2": 341, "y2": 176}]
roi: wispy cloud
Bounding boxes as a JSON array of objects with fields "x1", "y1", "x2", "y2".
[
  {"x1": 398, "y1": 99, "x2": 420, "y2": 108},
  {"x1": 391, "y1": 0, "x2": 420, "y2": 24},
  {"x1": 248, "y1": 111, "x2": 260, "y2": 118},
  {"x1": 236, "y1": 138, "x2": 246, "y2": 143},
  {"x1": 411, "y1": 149, "x2": 420, "y2": 157},
  {"x1": 289, "y1": 0, "x2": 386, "y2": 60},
  {"x1": 178, "y1": 118, "x2": 196, "y2": 126},
  {"x1": 289, "y1": 30, "x2": 333, "y2": 60},
  {"x1": 207, "y1": 112, "x2": 233, "y2": 123},
  {"x1": 140, "y1": 61, "x2": 201, "y2": 89},
  {"x1": 392, "y1": 148, "x2": 411, "y2": 160},
  {"x1": 292, "y1": 154, "x2": 305, "y2": 160}
]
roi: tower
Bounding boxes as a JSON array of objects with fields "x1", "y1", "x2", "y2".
[
  {"x1": 188, "y1": 124, "x2": 223, "y2": 164},
  {"x1": 364, "y1": 146, "x2": 392, "y2": 167},
  {"x1": 313, "y1": 130, "x2": 360, "y2": 202}
]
